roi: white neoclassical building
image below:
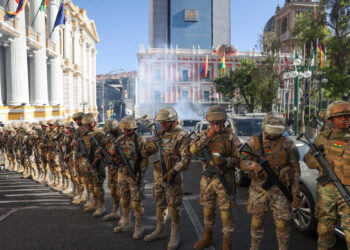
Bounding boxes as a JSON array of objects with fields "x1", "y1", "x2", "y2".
[{"x1": 0, "y1": 0, "x2": 98, "y2": 122}]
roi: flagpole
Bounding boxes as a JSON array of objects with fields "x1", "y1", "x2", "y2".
[
  {"x1": 49, "y1": 0, "x2": 64, "y2": 39},
  {"x1": 4, "y1": 0, "x2": 10, "y2": 10},
  {"x1": 31, "y1": 6, "x2": 41, "y2": 27}
]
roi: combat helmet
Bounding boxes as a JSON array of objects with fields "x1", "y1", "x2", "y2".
[
  {"x1": 155, "y1": 107, "x2": 178, "y2": 122},
  {"x1": 326, "y1": 101, "x2": 350, "y2": 120},
  {"x1": 103, "y1": 119, "x2": 119, "y2": 133},
  {"x1": 206, "y1": 105, "x2": 227, "y2": 122},
  {"x1": 82, "y1": 113, "x2": 95, "y2": 125},
  {"x1": 119, "y1": 116, "x2": 137, "y2": 130},
  {"x1": 72, "y1": 112, "x2": 84, "y2": 120},
  {"x1": 262, "y1": 111, "x2": 286, "y2": 136}
]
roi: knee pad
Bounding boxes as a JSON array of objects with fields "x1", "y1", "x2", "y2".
[
  {"x1": 251, "y1": 216, "x2": 264, "y2": 231},
  {"x1": 275, "y1": 219, "x2": 289, "y2": 234}
]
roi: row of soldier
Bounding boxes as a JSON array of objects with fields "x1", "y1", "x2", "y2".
[{"x1": 0, "y1": 102, "x2": 349, "y2": 250}]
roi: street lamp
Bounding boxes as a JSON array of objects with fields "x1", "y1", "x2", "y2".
[
  {"x1": 282, "y1": 58, "x2": 312, "y2": 136},
  {"x1": 80, "y1": 101, "x2": 88, "y2": 113},
  {"x1": 312, "y1": 70, "x2": 328, "y2": 113}
]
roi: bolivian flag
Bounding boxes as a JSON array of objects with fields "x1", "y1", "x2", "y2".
[
  {"x1": 333, "y1": 142, "x2": 343, "y2": 148},
  {"x1": 219, "y1": 53, "x2": 226, "y2": 73},
  {"x1": 7, "y1": 0, "x2": 28, "y2": 18},
  {"x1": 40, "y1": 0, "x2": 49, "y2": 11},
  {"x1": 241, "y1": 152, "x2": 248, "y2": 158}
]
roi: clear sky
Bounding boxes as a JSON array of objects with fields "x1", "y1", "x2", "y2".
[{"x1": 73, "y1": 0, "x2": 286, "y2": 74}]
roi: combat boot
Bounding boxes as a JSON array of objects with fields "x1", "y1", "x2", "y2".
[
  {"x1": 83, "y1": 193, "x2": 93, "y2": 208},
  {"x1": 83, "y1": 199, "x2": 97, "y2": 213},
  {"x1": 114, "y1": 207, "x2": 133, "y2": 233},
  {"x1": 167, "y1": 223, "x2": 180, "y2": 250},
  {"x1": 143, "y1": 222, "x2": 166, "y2": 241},
  {"x1": 72, "y1": 192, "x2": 85, "y2": 205},
  {"x1": 132, "y1": 216, "x2": 144, "y2": 240},
  {"x1": 223, "y1": 237, "x2": 232, "y2": 250},
  {"x1": 103, "y1": 204, "x2": 120, "y2": 221},
  {"x1": 193, "y1": 230, "x2": 213, "y2": 249},
  {"x1": 92, "y1": 200, "x2": 105, "y2": 217},
  {"x1": 63, "y1": 179, "x2": 73, "y2": 195},
  {"x1": 54, "y1": 175, "x2": 64, "y2": 192}
]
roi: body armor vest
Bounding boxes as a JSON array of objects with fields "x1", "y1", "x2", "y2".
[
  {"x1": 119, "y1": 134, "x2": 139, "y2": 172},
  {"x1": 159, "y1": 129, "x2": 181, "y2": 172},
  {"x1": 208, "y1": 130, "x2": 232, "y2": 158},
  {"x1": 323, "y1": 136, "x2": 350, "y2": 185}
]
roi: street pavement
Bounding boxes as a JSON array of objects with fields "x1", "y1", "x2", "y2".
[{"x1": 0, "y1": 161, "x2": 346, "y2": 250}]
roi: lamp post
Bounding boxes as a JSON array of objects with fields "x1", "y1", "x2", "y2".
[
  {"x1": 312, "y1": 70, "x2": 328, "y2": 113},
  {"x1": 80, "y1": 101, "x2": 88, "y2": 113},
  {"x1": 282, "y1": 58, "x2": 312, "y2": 136}
]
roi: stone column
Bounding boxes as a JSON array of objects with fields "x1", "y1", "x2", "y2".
[
  {"x1": 47, "y1": 0, "x2": 62, "y2": 106},
  {"x1": 0, "y1": 46, "x2": 5, "y2": 105},
  {"x1": 5, "y1": 1, "x2": 29, "y2": 106},
  {"x1": 30, "y1": 0, "x2": 48, "y2": 105}
]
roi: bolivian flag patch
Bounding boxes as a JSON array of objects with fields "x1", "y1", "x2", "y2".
[
  {"x1": 241, "y1": 152, "x2": 248, "y2": 158},
  {"x1": 333, "y1": 142, "x2": 343, "y2": 148},
  {"x1": 264, "y1": 149, "x2": 272, "y2": 155}
]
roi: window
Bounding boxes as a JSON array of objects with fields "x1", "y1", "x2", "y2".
[
  {"x1": 205, "y1": 71, "x2": 211, "y2": 81},
  {"x1": 154, "y1": 69, "x2": 161, "y2": 81},
  {"x1": 154, "y1": 90, "x2": 161, "y2": 103},
  {"x1": 281, "y1": 17, "x2": 288, "y2": 34},
  {"x1": 181, "y1": 90, "x2": 189, "y2": 102},
  {"x1": 203, "y1": 91, "x2": 210, "y2": 102},
  {"x1": 182, "y1": 70, "x2": 189, "y2": 81}
]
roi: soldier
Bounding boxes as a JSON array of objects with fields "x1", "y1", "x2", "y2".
[
  {"x1": 55, "y1": 120, "x2": 69, "y2": 192},
  {"x1": 240, "y1": 111, "x2": 301, "y2": 250},
  {"x1": 1, "y1": 126, "x2": 9, "y2": 170},
  {"x1": 304, "y1": 101, "x2": 350, "y2": 250},
  {"x1": 39, "y1": 121, "x2": 50, "y2": 184},
  {"x1": 81, "y1": 113, "x2": 107, "y2": 217},
  {"x1": 62, "y1": 122, "x2": 76, "y2": 196},
  {"x1": 4, "y1": 126, "x2": 16, "y2": 171},
  {"x1": 102, "y1": 119, "x2": 122, "y2": 221},
  {"x1": 110, "y1": 116, "x2": 149, "y2": 240},
  {"x1": 46, "y1": 120, "x2": 62, "y2": 190},
  {"x1": 190, "y1": 106, "x2": 241, "y2": 250},
  {"x1": 71, "y1": 112, "x2": 88, "y2": 205},
  {"x1": 144, "y1": 107, "x2": 191, "y2": 250},
  {"x1": 13, "y1": 124, "x2": 24, "y2": 173}
]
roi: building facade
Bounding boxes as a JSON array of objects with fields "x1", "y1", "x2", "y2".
[
  {"x1": 136, "y1": 45, "x2": 293, "y2": 117},
  {"x1": 149, "y1": 0, "x2": 230, "y2": 49},
  {"x1": 0, "y1": 0, "x2": 98, "y2": 122}
]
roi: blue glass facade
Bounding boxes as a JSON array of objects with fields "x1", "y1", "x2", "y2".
[{"x1": 170, "y1": 0, "x2": 212, "y2": 49}]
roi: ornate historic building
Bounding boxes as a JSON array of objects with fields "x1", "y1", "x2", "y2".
[
  {"x1": 136, "y1": 45, "x2": 293, "y2": 117},
  {"x1": 0, "y1": 0, "x2": 98, "y2": 122}
]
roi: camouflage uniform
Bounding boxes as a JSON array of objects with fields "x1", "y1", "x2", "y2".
[
  {"x1": 4, "y1": 127, "x2": 16, "y2": 171},
  {"x1": 14, "y1": 126, "x2": 24, "y2": 173},
  {"x1": 144, "y1": 107, "x2": 191, "y2": 250},
  {"x1": 190, "y1": 106, "x2": 241, "y2": 250},
  {"x1": 102, "y1": 119, "x2": 122, "y2": 221},
  {"x1": 112, "y1": 116, "x2": 149, "y2": 240},
  {"x1": 38, "y1": 122, "x2": 50, "y2": 184},
  {"x1": 304, "y1": 101, "x2": 350, "y2": 250},
  {"x1": 81, "y1": 113, "x2": 108, "y2": 217},
  {"x1": 0, "y1": 127, "x2": 8, "y2": 169},
  {"x1": 241, "y1": 112, "x2": 300, "y2": 250}
]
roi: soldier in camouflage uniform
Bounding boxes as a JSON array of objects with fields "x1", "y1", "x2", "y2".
[
  {"x1": 110, "y1": 116, "x2": 149, "y2": 240},
  {"x1": 55, "y1": 120, "x2": 69, "y2": 192},
  {"x1": 39, "y1": 121, "x2": 50, "y2": 184},
  {"x1": 241, "y1": 111, "x2": 301, "y2": 250},
  {"x1": 71, "y1": 112, "x2": 88, "y2": 205},
  {"x1": 144, "y1": 107, "x2": 191, "y2": 250},
  {"x1": 304, "y1": 101, "x2": 350, "y2": 250},
  {"x1": 102, "y1": 119, "x2": 122, "y2": 221},
  {"x1": 190, "y1": 106, "x2": 241, "y2": 250},
  {"x1": 45, "y1": 120, "x2": 61, "y2": 190},
  {"x1": 13, "y1": 124, "x2": 24, "y2": 173},
  {"x1": 62, "y1": 122, "x2": 76, "y2": 196},
  {"x1": 4, "y1": 126, "x2": 16, "y2": 171},
  {"x1": 81, "y1": 113, "x2": 108, "y2": 217},
  {"x1": 0, "y1": 127, "x2": 7, "y2": 169}
]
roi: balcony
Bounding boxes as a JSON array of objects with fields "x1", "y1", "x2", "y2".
[
  {"x1": 46, "y1": 39, "x2": 58, "y2": 58},
  {"x1": 0, "y1": 6, "x2": 20, "y2": 40},
  {"x1": 26, "y1": 26, "x2": 41, "y2": 52}
]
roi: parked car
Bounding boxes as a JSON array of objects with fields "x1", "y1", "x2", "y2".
[
  {"x1": 180, "y1": 119, "x2": 200, "y2": 132},
  {"x1": 292, "y1": 143, "x2": 345, "y2": 239},
  {"x1": 194, "y1": 121, "x2": 209, "y2": 134}
]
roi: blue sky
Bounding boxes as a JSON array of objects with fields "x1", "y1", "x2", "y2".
[{"x1": 73, "y1": 0, "x2": 286, "y2": 74}]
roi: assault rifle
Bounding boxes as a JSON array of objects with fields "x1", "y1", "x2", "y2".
[
  {"x1": 113, "y1": 139, "x2": 138, "y2": 183},
  {"x1": 239, "y1": 142, "x2": 293, "y2": 202},
  {"x1": 297, "y1": 133, "x2": 350, "y2": 207},
  {"x1": 188, "y1": 131, "x2": 236, "y2": 201},
  {"x1": 54, "y1": 137, "x2": 67, "y2": 171},
  {"x1": 33, "y1": 141, "x2": 40, "y2": 167},
  {"x1": 149, "y1": 123, "x2": 168, "y2": 201},
  {"x1": 89, "y1": 135, "x2": 121, "y2": 176}
]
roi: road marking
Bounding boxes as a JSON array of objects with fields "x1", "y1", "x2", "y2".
[
  {"x1": 0, "y1": 208, "x2": 18, "y2": 223},
  {"x1": 183, "y1": 198, "x2": 215, "y2": 250},
  {"x1": 5, "y1": 192, "x2": 62, "y2": 197},
  {"x1": 0, "y1": 199, "x2": 70, "y2": 204}
]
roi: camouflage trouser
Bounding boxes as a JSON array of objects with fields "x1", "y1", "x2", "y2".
[
  {"x1": 118, "y1": 168, "x2": 144, "y2": 217},
  {"x1": 47, "y1": 151, "x2": 60, "y2": 176},
  {"x1": 92, "y1": 163, "x2": 106, "y2": 203},
  {"x1": 200, "y1": 176, "x2": 234, "y2": 237},
  {"x1": 247, "y1": 180, "x2": 291, "y2": 249},
  {"x1": 3, "y1": 151, "x2": 8, "y2": 167},
  {"x1": 153, "y1": 170, "x2": 183, "y2": 223},
  {"x1": 7, "y1": 152, "x2": 15, "y2": 170},
  {"x1": 79, "y1": 157, "x2": 94, "y2": 194},
  {"x1": 15, "y1": 149, "x2": 21, "y2": 167},
  {"x1": 108, "y1": 166, "x2": 120, "y2": 206},
  {"x1": 316, "y1": 183, "x2": 350, "y2": 249}
]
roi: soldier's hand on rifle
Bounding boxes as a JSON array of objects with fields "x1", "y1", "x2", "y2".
[
  {"x1": 292, "y1": 191, "x2": 302, "y2": 208},
  {"x1": 247, "y1": 161, "x2": 264, "y2": 176},
  {"x1": 162, "y1": 169, "x2": 178, "y2": 184},
  {"x1": 211, "y1": 152, "x2": 226, "y2": 167}
]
